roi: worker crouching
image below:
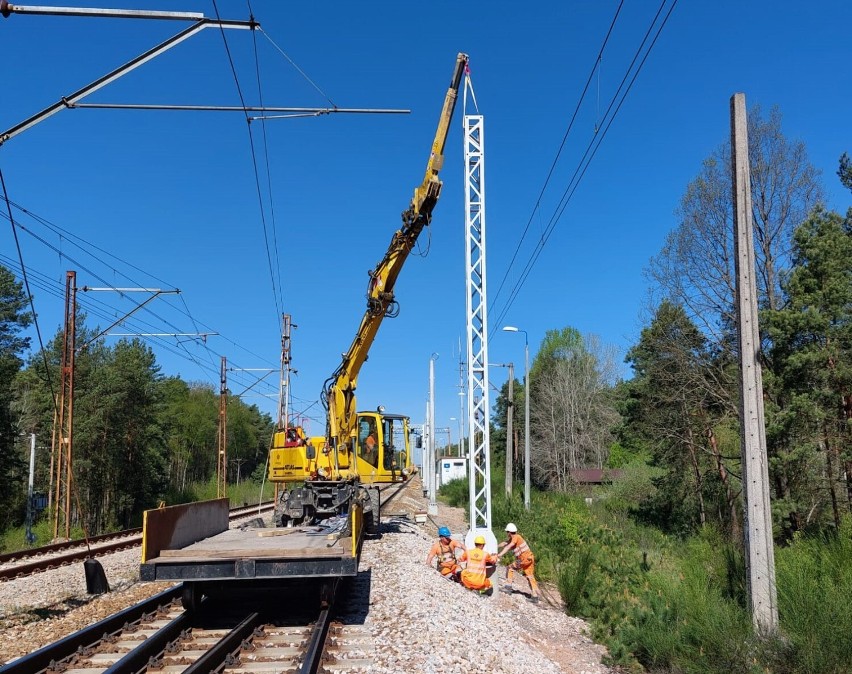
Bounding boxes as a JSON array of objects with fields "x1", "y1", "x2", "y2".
[
  {"x1": 426, "y1": 526, "x2": 464, "y2": 581},
  {"x1": 496, "y1": 522, "x2": 540, "y2": 602},
  {"x1": 458, "y1": 535, "x2": 497, "y2": 595}
]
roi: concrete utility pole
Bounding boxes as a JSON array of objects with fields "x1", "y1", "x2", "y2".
[
  {"x1": 422, "y1": 401, "x2": 431, "y2": 496},
  {"x1": 731, "y1": 92, "x2": 778, "y2": 634},
  {"x1": 457, "y1": 349, "x2": 466, "y2": 459},
  {"x1": 26, "y1": 433, "x2": 36, "y2": 545},
  {"x1": 503, "y1": 326, "x2": 531, "y2": 511}
]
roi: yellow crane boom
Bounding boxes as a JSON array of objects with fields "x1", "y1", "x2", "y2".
[{"x1": 323, "y1": 52, "x2": 470, "y2": 453}]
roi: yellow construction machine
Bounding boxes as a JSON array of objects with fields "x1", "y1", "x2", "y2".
[{"x1": 268, "y1": 52, "x2": 469, "y2": 533}]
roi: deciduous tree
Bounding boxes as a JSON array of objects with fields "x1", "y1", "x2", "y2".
[{"x1": 529, "y1": 329, "x2": 620, "y2": 491}]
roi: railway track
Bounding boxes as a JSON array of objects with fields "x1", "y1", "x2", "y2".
[
  {"x1": 0, "y1": 484, "x2": 419, "y2": 672},
  {"x1": 0, "y1": 573, "x2": 374, "y2": 674},
  {"x1": 0, "y1": 501, "x2": 274, "y2": 582}
]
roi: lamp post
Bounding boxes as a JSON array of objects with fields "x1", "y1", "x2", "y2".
[
  {"x1": 457, "y1": 389, "x2": 466, "y2": 458},
  {"x1": 503, "y1": 326, "x2": 530, "y2": 511},
  {"x1": 428, "y1": 353, "x2": 439, "y2": 515}
]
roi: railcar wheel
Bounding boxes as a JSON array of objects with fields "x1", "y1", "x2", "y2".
[{"x1": 181, "y1": 583, "x2": 201, "y2": 612}]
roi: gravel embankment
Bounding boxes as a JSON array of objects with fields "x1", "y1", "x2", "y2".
[{"x1": 0, "y1": 486, "x2": 611, "y2": 673}]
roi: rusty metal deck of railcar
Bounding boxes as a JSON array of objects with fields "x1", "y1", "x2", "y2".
[{"x1": 139, "y1": 498, "x2": 363, "y2": 583}]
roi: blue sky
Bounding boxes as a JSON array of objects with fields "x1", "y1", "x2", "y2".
[{"x1": 2, "y1": 1, "x2": 850, "y2": 444}]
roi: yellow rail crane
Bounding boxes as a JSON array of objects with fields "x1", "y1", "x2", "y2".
[{"x1": 269, "y1": 52, "x2": 469, "y2": 533}]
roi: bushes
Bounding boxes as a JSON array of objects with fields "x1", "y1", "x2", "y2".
[
  {"x1": 437, "y1": 469, "x2": 852, "y2": 673},
  {"x1": 774, "y1": 520, "x2": 852, "y2": 673}
]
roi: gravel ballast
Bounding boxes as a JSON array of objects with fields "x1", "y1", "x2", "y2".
[{"x1": 0, "y1": 486, "x2": 612, "y2": 673}]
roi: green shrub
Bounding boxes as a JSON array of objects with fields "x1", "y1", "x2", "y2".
[
  {"x1": 0, "y1": 516, "x2": 86, "y2": 551},
  {"x1": 774, "y1": 520, "x2": 852, "y2": 673},
  {"x1": 437, "y1": 476, "x2": 470, "y2": 510},
  {"x1": 434, "y1": 468, "x2": 852, "y2": 673}
]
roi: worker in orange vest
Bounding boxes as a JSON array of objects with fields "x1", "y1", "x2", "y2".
[
  {"x1": 458, "y1": 535, "x2": 497, "y2": 594},
  {"x1": 496, "y1": 522, "x2": 540, "y2": 603},
  {"x1": 426, "y1": 526, "x2": 465, "y2": 580}
]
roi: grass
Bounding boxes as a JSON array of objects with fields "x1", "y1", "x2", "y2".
[
  {"x1": 437, "y1": 472, "x2": 852, "y2": 673},
  {"x1": 0, "y1": 517, "x2": 87, "y2": 552}
]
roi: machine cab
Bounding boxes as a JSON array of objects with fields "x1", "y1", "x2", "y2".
[{"x1": 354, "y1": 411, "x2": 412, "y2": 483}]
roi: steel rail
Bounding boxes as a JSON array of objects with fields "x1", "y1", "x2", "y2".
[
  {"x1": 0, "y1": 584, "x2": 183, "y2": 674},
  {"x1": 180, "y1": 612, "x2": 262, "y2": 674},
  {"x1": 0, "y1": 501, "x2": 274, "y2": 581},
  {"x1": 0, "y1": 537, "x2": 140, "y2": 581},
  {"x1": 0, "y1": 528, "x2": 141, "y2": 564},
  {"x1": 300, "y1": 602, "x2": 336, "y2": 674},
  {"x1": 101, "y1": 606, "x2": 194, "y2": 674}
]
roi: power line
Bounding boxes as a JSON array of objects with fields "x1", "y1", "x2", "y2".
[
  {"x1": 488, "y1": 0, "x2": 626, "y2": 314},
  {"x1": 490, "y1": 0, "x2": 679, "y2": 333},
  {"x1": 0, "y1": 168, "x2": 59, "y2": 417},
  {"x1": 0, "y1": 202, "x2": 281, "y2": 371},
  {"x1": 211, "y1": 0, "x2": 284, "y2": 329}
]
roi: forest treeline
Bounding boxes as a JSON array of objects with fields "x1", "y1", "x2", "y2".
[{"x1": 0, "y1": 299, "x2": 274, "y2": 535}]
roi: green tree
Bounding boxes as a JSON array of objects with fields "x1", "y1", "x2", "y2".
[
  {"x1": 225, "y1": 398, "x2": 274, "y2": 486},
  {"x1": 648, "y1": 105, "x2": 823, "y2": 343},
  {"x1": 763, "y1": 205, "x2": 852, "y2": 532},
  {"x1": 0, "y1": 265, "x2": 31, "y2": 530},
  {"x1": 529, "y1": 328, "x2": 620, "y2": 490},
  {"x1": 839, "y1": 152, "x2": 852, "y2": 193},
  {"x1": 160, "y1": 379, "x2": 218, "y2": 492},
  {"x1": 625, "y1": 302, "x2": 740, "y2": 537}
]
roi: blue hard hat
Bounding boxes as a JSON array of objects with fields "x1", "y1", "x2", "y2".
[{"x1": 438, "y1": 526, "x2": 451, "y2": 537}]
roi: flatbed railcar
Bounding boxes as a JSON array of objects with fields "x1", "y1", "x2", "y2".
[{"x1": 139, "y1": 498, "x2": 365, "y2": 609}]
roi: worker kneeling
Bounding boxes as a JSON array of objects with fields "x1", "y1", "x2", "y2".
[
  {"x1": 459, "y1": 535, "x2": 497, "y2": 595},
  {"x1": 426, "y1": 526, "x2": 465, "y2": 581}
]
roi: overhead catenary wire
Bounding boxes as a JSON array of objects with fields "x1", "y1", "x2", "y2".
[
  {"x1": 0, "y1": 168, "x2": 59, "y2": 419},
  {"x1": 211, "y1": 0, "x2": 284, "y2": 331},
  {"x1": 259, "y1": 29, "x2": 337, "y2": 108},
  {"x1": 1, "y1": 4, "x2": 373, "y2": 412},
  {"x1": 0, "y1": 222, "x2": 280, "y2": 400},
  {"x1": 490, "y1": 0, "x2": 679, "y2": 334},
  {"x1": 0, "y1": 201, "x2": 281, "y2": 371},
  {"x1": 488, "y1": 0, "x2": 626, "y2": 315}
]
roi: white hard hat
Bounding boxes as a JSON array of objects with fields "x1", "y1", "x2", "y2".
[{"x1": 505, "y1": 522, "x2": 518, "y2": 533}]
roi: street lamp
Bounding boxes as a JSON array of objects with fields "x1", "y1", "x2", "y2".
[
  {"x1": 450, "y1": 417, "x2": 460, "y2": 456},
  {"x1": 503, "y1": 326, "x2": 531, "y2": 511},
  {"x1": 428, "y1": 353, "x2": 439, "y2": 515}
]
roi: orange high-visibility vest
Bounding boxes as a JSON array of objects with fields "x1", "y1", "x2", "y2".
[
  {"x1": 429, "y1": 539, "x2": 463, "y2": 569},
  {"x1": 509, "y1": 533, "x2": 533, "y2": 562},
  {"x1": 460, "y1": 547, "x2": 495, "y2": 589}
]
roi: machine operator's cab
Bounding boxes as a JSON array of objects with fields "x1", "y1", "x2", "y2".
[
  {"x1": 268, "y1": 410, "x2": 414, "y2": 484},
  {"x1": 353, "y1": 411, "x2": 412, "y2": 483}
]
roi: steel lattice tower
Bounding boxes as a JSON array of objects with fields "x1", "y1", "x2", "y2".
[{"x1": 463, "y1": 96, "x2": 492, "y2": 533}]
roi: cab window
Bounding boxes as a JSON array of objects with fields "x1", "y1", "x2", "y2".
[{"x1": 357, "y1": 416, "x2": 378, "y2": 467}]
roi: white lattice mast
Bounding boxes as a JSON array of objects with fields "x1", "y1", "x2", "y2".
[{"x1": 463, "y1": 70, "x2": 492, "y2": 534}]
